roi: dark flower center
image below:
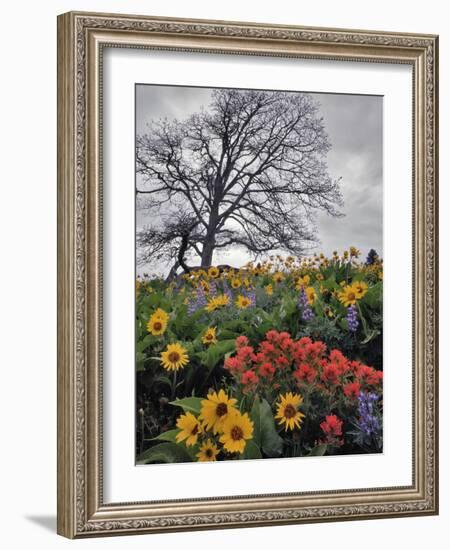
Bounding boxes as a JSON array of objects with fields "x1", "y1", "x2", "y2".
[
  {"x1": 205, "y1": 448, "x2": 213, "y2": 457},
  {"x1": 153, "y1": 321, "x2": 162, "y2": 331},
  {"x1": 216, "y1": 403, "x2": 228, "y2": 417},
  {"x1": 284, "y1": 404, "x2": 297, "y2": 419},
  {"x1": 231, "y1": 426, "x2": 244, "y2": 441},
  {"x1": 191, "y1": 424, "x2": 199, "y2": 435},
  {"x1": 168, "y1": 352, "x2": 180, "y2": 363}
]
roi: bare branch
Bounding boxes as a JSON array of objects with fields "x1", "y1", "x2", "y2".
[{"x1": 136, "y1": 89, "x2": 343, "y2": 269}]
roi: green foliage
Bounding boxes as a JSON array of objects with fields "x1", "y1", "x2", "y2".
[
  {"x1": 241, "y1": 440, "x2": 263, "y2": 460},
  {"x1": 196, "y1": 339, "x2": 237, "y2": 370},
  {"x1": 250, "y1": 397, "x2": 284, "y2": 458},
  {"x1": 169, "y1": 397, "x2": 203, "y2": 415},
  {"x1": 151, "y1": 429, "x2": 180, "y2": 443},
  {"x1": 297, "y1": 316, "x2": 343, "y2": 350},
  {"x1": 136, "y1": 442, "x2": 193, "y2": 464},
  {"x1": 307, "y1": 444, "x2": 328, "y2": 456},
  {"x1": 136, "y1": 254, "x2": 383, "y2": 462}
]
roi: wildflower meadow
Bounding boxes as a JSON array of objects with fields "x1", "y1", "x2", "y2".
[{"x1": 136, "y1": 248, "x2": 383, "y2": 464}]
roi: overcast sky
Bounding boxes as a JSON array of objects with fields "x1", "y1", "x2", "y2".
[{"x1": 136, "y1": 84, "x2": 382, "y2": 276}]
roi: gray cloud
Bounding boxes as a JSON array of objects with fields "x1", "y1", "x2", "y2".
[
  {"x1": 314, "y1": 93, "x2": 383, "y2": 257},
  {"x1": 136, "y1": 85, "x2": 382, "y2": 275}
]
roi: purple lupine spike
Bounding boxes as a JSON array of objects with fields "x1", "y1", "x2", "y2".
[
  {"x1": 222, "y1": 279, "x2": 233, "y2": 302},
  {"x1": 196, "y1": 284, "x2": 207, "y2": 308},
  {"x1": 209, "y1": 280, "x2": 217, "y2": 297},
  {"x1": 247, "y1": 290, "x2": 256, "y2": 307},
  {"x1": 346, "y1": 304, "x2": 359, "y2": 332},
  {"x1": 187, "y1": 299, "x2": 197, "y2": 315},
  {"x1": 298, "y1": 287, "x2": 314, "y2": 321},
  {"x1": 187, "y1": 284, "x2": 208, "y2": 315},
  {"x1": 243, "y1": 288, "x2": 256, "y2": 307},
  {"x1": 357, "y1": 392, "x2": 380, "y2": 436}
]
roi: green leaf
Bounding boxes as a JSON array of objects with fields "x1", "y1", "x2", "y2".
[
  {"x1": 202, "y1": 339, "x2": 236, "y2": 369},
  {"x1": 250, "y1": 397, "x2": 283, "y2": 458},
  {"x1": 320, "y1": 276, "x2": 338, "y2": 291},
  {"x1": 362, "y1": 282, "x2": 382, "y2": 308},
  {"x1": 151, "y1": 429, "x2": 180, "y2": 443},
  {"x1": 360, "y1": 329, "x2": 381, "y2": 345},
  {"x1": 136, "y1": 351, "x2": 146, "y2": 372},
  {"x1": 307, "y1": 444, "x2": 328, "y2": 456},
  {"x1": 136, "y1": 334, "x2": 153, "y2": 353},
  {"x1": 136, "y1": 442, "x2": 193, "y2": 464},
  {"x1": 278, "y1": 295, "x2": 297, "y2": 321},
  {"x1": 153, "y1": 375, "x2": 172, "y2": 388},
  {"x1": 241, "y1": 440, "x2": 262, "y2": 460},
  {"x1": 169, "y1": 396, "x2": 203, "y2": 415}
]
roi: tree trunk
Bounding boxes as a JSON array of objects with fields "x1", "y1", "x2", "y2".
[
  {"x1": 201, "y1": 237, "x2": 215, "y2": 266},
  {"x1": 201, "y1": 201, "x2": 219, "y2": 266}
]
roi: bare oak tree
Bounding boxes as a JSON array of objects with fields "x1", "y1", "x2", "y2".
[
  {"x1": 136, "y1": 89, "x2": 343, "y2": 271},
  {"x1": 137, "y1": 211, "x2": 202, "y2": 279}
]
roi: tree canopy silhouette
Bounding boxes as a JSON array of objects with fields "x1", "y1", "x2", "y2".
[{"x1": 136, "y1": 88, "x2": 343, "y2": 272}]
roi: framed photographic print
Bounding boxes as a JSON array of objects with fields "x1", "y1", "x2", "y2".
[{"x1": 57, "y1": 11, "x2": 439, "y2": 538}]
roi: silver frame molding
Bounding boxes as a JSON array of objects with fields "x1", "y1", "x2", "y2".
[{"x1": 57, "y1": 11, "x2": 439, "y2": 538}]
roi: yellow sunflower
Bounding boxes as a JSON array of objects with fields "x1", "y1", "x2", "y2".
[
  {"x1": 160, "y1": 342, "x2": 189, "y2": 372},
  {"x1": 324, "y1": 306, "x2": 335, "y2": 318},
  {"x1": 196, "y1": 439, "x2": 220, "y2": 462},
  {"x1": 200, "y1": 389, "x2": 237, "y2": 434},
  {"x1": 176, "y1": 412, "x2": 201, "y2": 447},
  {"x1": 338, "y1": 284, "x2": 358, "y2": 307},
  {"x1": 153, "y1": 308, "x2": 169, "y2": 322},
  {"x1": 305, "y1": 286, "x2": 317, "y2": 305},
  {"x1": 147, "y1": 315, "x2": 167, "y2": 336},
  {"x1": 146, "y1": 308, "x2": 169, "y2": 336},
  {"x1": 200, "y1": 280, "x2": 210, "y2": 293},
  {"x1": 264, "y1": 284, "x2": 273, "y2": 296},
  {"x1": 236, "y1": 295, "x2": 252, "y2": 309},
  {"x1": 273, "y1": 271, "x2": 284, "y2": 284},
  {"x1": 353, "y1": 280, "x2": 368, "y2": 299},
  {"x1": 275, "y1": 392, "x2": 305, "y2": 431},
  {"x1": 219, "y1": 410, "x2": 254, "y2": 454},
  {"x1": 208, "y1": 266, "x2": 220, "y2": 279},
  {"x1": 202, "y1": 327, "x2": 217, "y2": 345},
  {"x1": 350, "y1": 246, "x2": 360, "y2": 258},
  {"x1": 295, "y1": 275, "x2": 310, "y2": 290},
  {"x1": 205, "y1": 294, "x2": 230, "y2": 312},
  {"x1": 231, "y1": 278, "x2": 242, "y2": 289}
]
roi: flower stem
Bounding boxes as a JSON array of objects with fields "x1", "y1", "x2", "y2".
[{"x1": 172, "y1": 370, "x2": 178, "y2": 400}]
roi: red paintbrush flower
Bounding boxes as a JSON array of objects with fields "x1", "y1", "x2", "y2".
[
  {"x1": 321, "y1": 363, "x2": 340, "y2": 385},
  {"x1": 320, "y1": 415, "x2": 343, "y2": 436},
  {"x1": 235, "y1": 335, "x2": 249, "y2": 349},
  {"x1": 241, "y1": 370, "x2": 259, "y2": 385},
  {"x1": 343, "y1": 381, "x2": 361, "y2": 399},
  {"x1": 294, "y1": 363, "x2": 318, "y2": 383},
  {"x1": 259, "y1": 362, "x2": 276, "y2": 377}
]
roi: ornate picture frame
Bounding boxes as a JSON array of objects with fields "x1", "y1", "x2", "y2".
[{"x1": 57, "y1": 11, "x2": 439, "y2": 538}]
